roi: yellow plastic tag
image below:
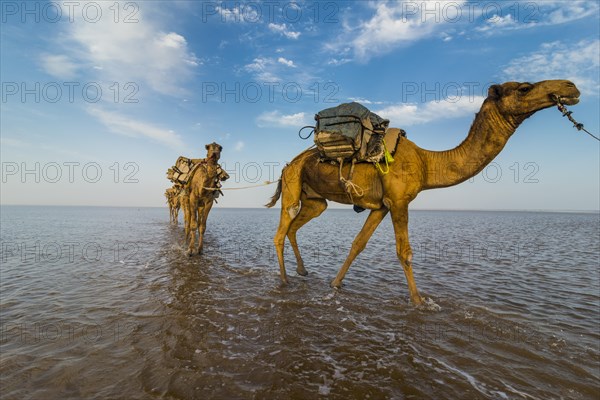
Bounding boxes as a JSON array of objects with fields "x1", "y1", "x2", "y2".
[{"x1": 385, "y1": 149, "x2": 394, "y2": 163}]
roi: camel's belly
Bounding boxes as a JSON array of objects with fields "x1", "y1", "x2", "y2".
[{"x1": 303, "y1": 161, "x2": 384, "y2": 209}]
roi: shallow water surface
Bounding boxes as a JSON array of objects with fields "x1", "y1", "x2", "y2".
[{"x1": 1, "y1": 206, "x2": 599, "y2": 399}]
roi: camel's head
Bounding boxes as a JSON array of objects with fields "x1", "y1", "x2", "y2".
[
  {"x1": 205, "y1": 142, "x2": 223, "y2": 162},
  {"x1": 487, "y1": 80, "x2": 580, "y2": 121}
]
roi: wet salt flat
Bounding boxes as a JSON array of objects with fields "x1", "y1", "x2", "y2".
[{"x1": 1, "y1": 206, "x2": 599, "y2": 399}]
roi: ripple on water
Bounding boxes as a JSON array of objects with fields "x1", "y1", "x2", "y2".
[{"x1": 1, "y1": 207, "x2": 598, "y2": 399}]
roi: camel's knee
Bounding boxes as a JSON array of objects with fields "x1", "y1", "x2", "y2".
[
  {"x1": 396, "y1": 246, "x2": 413, "y2": 266},
  {"x1": 274, "y1": 235, "x2": 285, "y2": 248},
  {"x1": 287, "y1": 203, "x2": 300, "y2": 219}
]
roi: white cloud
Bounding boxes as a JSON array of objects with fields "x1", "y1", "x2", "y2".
[
  {"x1": 40, "y1": 54, "x2": 79, "y2": 79},
  {"x1": 244, "y1": 57, "x2": 279, "y2": 82},
  {"x1": 375, "y1": 96, "x2": 484, "y2": 126},
  {"x1": 50, "y1": 2, "x2": 199, "y2": 97},
  {"x1": 277, "y1": 57, "x2": 296, "y2": 68},
  {"x1": 87, "y1": 107, "x2": 184, "y2": 149},
  {"x1": 346, "y1": 1, "x2": 466, "y2": 61},
  {"x1": 502, "y1": 40, "x2": 600, "y2": 96},
  {"x1": 268, "y1": 23, "x2": 301, "y2": 39},
  {"x1": 256, "y1": 111, "x2": 310, "y2": 127},
  {"x1": 234, "y1": 141, "x2": 245, "y2": 151}
]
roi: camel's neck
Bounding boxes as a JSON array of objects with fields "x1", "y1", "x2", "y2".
[{"x1": 419, "y1": 101, "x2": 521, "y2": 189}]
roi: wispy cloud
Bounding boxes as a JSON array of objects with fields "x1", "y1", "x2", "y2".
[
  {"x1": 256, "y1": 111, "x2": 310, "y2": 127},
  {"x1": 87, "y1": 107, "x2": 184, "y2": 149},
  {"x1": 375, "y1": 96, "x2": 484, "y2": 126},
  {"x1": 476, "y1": 1, "x2": 598, "y2": 34},
  {"x1": 335, "y1": 1, "x2": 466, "y2": 61},
  {"x1": 327, "y1": 58, "x2": 352, "y2": 66},
  {"x1": 40, "y1": 54, "x2": 79, "y2": 80},
  {"x1": 502, "y1": 40, "x2": 599, "y2": 96},
  {"x1": 348, "y1": 97, "x2": 386, "y2": 105},
  {"x1": 0, "y1": 137, "x2": 30, "y2": 148}
]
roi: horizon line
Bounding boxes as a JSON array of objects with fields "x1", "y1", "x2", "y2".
[{"x1": 0, "y1": 204, "x2": 598, "y2": 214}]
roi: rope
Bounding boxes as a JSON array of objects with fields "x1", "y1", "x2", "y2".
[
  {"x1": 203, "y1": 180, "x2": 280, "y2": 191},
  {"x1": 551, "y1": 94, "x2": 599, "y2": 141},
  {"x1": 298, "y1": 126, "x2": 315, "y2": 140},
  {"x1": 340, "y1": 177, "x2": 364, "y2": 203},
  {"x1": 374, "y1": 139, "x2": 393, "y2": 175}
]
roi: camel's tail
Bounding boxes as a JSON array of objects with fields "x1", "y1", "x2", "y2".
[{"x1": 265, "y1": 178, "x2": 282, "y2": 208}]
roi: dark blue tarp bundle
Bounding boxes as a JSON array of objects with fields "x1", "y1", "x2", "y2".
[{"x1": 315, "y1": 102, "x2": 389, "y2": 140}]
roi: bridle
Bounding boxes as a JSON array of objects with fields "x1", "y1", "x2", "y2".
[{"x1": 550, "y1": 94, "x2": 599, "y2": 141}]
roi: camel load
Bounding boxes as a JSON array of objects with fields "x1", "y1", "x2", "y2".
[
  {"x1": 167, "y1": 156, "x2": 195, "y2": 185},
  {"x1": 310, "y1": 102, "x2": 405, "y2": 164}
]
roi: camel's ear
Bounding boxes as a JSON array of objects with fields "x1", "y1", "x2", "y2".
[
  {"x1": 488, "y1": 84, "x2": 503, "y2": 100},
  {"x1": 205, "y1": 144, "x2": 209, "y2": 150},
  {"x1": 218, "y1": 145, "x2": 223, "y2": 152}
]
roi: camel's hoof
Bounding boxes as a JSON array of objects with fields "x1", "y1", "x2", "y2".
[
  {"x1": 296, "y1": 267, "x2": 308, "y2": 277},
  {"x1": 280, "y1": 277, "x2": 289, "y2": 285},
  {"x1": 408, "y1": 295, "x2": 424, "y2": 306},
  {"x1": 186, "y1": 249, "x2": 194, "y2": 257},
  {"x1": 330, "y1": 279, "x2": 343, "y2": 289}
]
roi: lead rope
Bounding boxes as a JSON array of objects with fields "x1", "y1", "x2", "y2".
[
  {"x1": 550, "y1": 94, "x2": 599, "y2": 141},
  {"x1": 203, "y1": 180, "x2": 279, "y2": 191}
]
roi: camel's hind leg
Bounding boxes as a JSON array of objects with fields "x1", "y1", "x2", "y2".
[
  {"x1": 273, "y1": 170, "x2": 303, "y2": 284},
  {"x1": 287, "y1": 194, "x2": 327, "y2": 276}
]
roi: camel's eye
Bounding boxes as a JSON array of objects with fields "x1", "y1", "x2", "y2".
[{"x1": 518, "y1": 84, "x2": 533, "y2": 94}]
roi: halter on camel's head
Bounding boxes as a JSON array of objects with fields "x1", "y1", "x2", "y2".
[
  {"x1": 201, "y1": 142, "x2": 229, "y2": 188},
  {"x1": 485, "y1": 80, "x2": 580, "y2": 123},
  {"x1": 205, "y1": 142, "x2": 223, "y2": 163}
]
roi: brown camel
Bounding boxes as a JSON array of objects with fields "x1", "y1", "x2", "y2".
[
  {"x1": 165, "y1": 185, "x2": 182, "y2": 223},
  {"x1": 184, "y1": 142, "x2": 230, "y2": 255},
  {"x1": 266, "y1": 80, "x2": 580, "y2": 305}
]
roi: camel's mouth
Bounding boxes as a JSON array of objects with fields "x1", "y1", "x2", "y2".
[{"x1": 551, "y1": 94, "x2": 580, "y2": 106}]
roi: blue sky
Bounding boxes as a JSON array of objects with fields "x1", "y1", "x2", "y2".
[{"x1": 1, "y1": 0, "x2": 599, "y2": 210}]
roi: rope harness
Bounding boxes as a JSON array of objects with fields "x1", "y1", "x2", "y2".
[{"x1": 550, "y1": 94, "x2": 599, "y2": 141}]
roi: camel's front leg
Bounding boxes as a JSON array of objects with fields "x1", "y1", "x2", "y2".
[
  {"x1": 174, "y1": 203, "x2": 180, "y2": 224},
  {"x1": 187, "y1": 201, "x2": 198, "y2": 256},
  {"x1": 390, "y1": 205, "x2": 423, "y2": 305},
  {"x1": 331, "y1": 208, "x2": 388, "y2": 288},
  {"x1": 197, "y1": 201, "x2": 212, "y2": 255},
  {"x1": 182, "y1": 199, "x2": 190, "y2": 238}
]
